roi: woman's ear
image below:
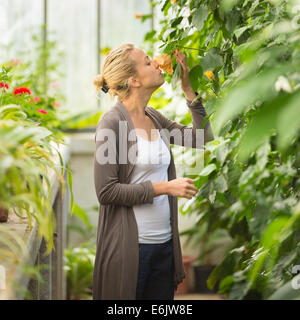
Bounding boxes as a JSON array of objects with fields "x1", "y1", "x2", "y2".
[
  {"x1": 128, "y1": 77, "x2": 133, "y2": 88},
  {"x1": 128, "y1": 76, "x2": 141, "y2": 89}
]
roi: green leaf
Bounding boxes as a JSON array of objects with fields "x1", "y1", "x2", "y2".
[
  {"x1": 171, "y1": 16, "x2": 183, "y2": 28},
  {"x1": 228, "y1": 280, "x2": 251, "y2": 300},
  {"x1": 215, "y1": 141, "x2": 230, "y2": 166},
  {"x1": 209, "y1": 189, "x2": 216, "y2": 204},
  {"x1": 236, "y1": 89, "x2": 300, "y2": 161},
  {"x1": 144, "y1": 30, "x2": 156, "y2": 41},
  {"x1": 277, "y1": 89, "x2": 300, "y2": 151},
  {"x1": 238, "y1": 165, "x2": 256, "y2": 187},
  {"x1": 249, "y1": 217, "x2": 290, "y2": 284},
  {"x1": 248, "y1": 204, "x2": 270, "y2": 240},
  {"x1": 72, "y1": 203, "x2": 93, "y2": 230},
  {"x1": 189, "y1": 65, "x2": 203, "y2": 91},
  {"x1": 225, "y1": 10, "x2": 240, "y2": 33},
  {"x1": 162, "y1": 0, "x2": 171, "y2": 16},
  {"x1": 207, "y1": 264, "x2": 222, "y2": 290},
  {"x1": 255, "y1": 141, "x2": 270, "y2": 171},
  {"x1": 199, "y1": 163, "x2": 217, "y2": 176},
  {"x1": 214, "y1": 174, "x2": 228, "y2": 193},
  {"x1": 171, "y1": 62, "x2": 181, "y2": 89},
  {"x1": 214, "y1": 65, "x2": 288, "y2": 135},
  {"x1": 192, "y1": 5, "x2": 209, "y2": 31},
  {"x1": 200, "y1": 47, "x2": 223, "y2": 72},
  {"x1": 219, "y1": 275, "x2": 234, "y2": 293},
  {"x1": 66, "y1": 162, "x2": 74, "y2": 216},
  {"x1": 234, "y1": 26, "x2": 250, "y2": 40}
]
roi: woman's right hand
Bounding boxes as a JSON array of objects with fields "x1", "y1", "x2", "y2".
[{"x1": 166, "y1": 177, "x2": 199, "y2": 199}]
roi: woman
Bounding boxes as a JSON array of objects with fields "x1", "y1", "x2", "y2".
[{"x1": 92, "y1": 43, "x2": 214, "y2": 300}]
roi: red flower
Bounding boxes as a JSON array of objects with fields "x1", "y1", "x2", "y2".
[
  {"x1": 37, "y1": 109, "x2": 48, "y2": 115},
  {"x1": 0, "y1": 82, "x2": 9, "y2": 89},
  {"x1": 14, "y1": 86, "x2": 31, "y2": 96}
]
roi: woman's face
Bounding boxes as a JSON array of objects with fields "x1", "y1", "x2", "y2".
[{"x1": 130, "y1": 48, "x2": 165, "y2": 91}]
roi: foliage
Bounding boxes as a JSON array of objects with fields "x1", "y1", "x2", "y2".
[
  {"x1": 63, "y1": 242, "x2": 96, "y2": 300},
  {"x1": 67, "y1": 203, "x2": 96, "y2": 241},
  {"x1": 0, "y1": 27, "x2": 76, "y2": 258},
  {"x1": 0, "y1": 119, "x2": 62, "y2": 254},
  {"x1": 140, "y1": 0, "x2": 300, "y2": 299}
]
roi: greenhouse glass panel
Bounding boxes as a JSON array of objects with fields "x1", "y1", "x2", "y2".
[
  {"x1": 0, "y1": 0, "x2": 43, "y2": 60},
  {"x1": 47, "y1": 0, "x2": 98, "y2": 113},
  {"x1": 47, "y1": 0, "x2": 151, "y2": 113}
]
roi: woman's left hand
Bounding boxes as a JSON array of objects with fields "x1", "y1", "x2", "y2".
[{"x1": 172, "y1": 49, "x2": 193, "y2": 93}]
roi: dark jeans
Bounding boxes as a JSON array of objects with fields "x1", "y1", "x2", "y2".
[{"x1": 136, "y1": 238, "x2": 175, "y2": 300}]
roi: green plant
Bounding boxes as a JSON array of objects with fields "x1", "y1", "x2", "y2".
[
  {"x1": 13, "y1": 25, "x2": 66, "y2": 102},
  {"x1": 137, "y1": 0, "x2": 300, "y2": 299},
  {"x1": 0, "y1": 119, "x2": 64, "y2": 254},
  {"x1": 63, "y1": 242, "x2": 96, "y2": 300},
  {"x1": 64, "y1": 204, "x2": 96, "y2": 300},
  {"x1": 67, "y1": 203, "x2": 96, "y2": 242},
  {"x1": 0, "y1": 26, "x2": 75, "y2": 259}
]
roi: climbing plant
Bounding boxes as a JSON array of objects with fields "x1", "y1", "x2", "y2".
[{"x1": 139, "y1": 0, "x2": 300, "y2": 299}]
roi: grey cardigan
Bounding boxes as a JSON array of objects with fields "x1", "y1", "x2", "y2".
[{"x1": 92, "y1": 94, "x2": 214, "y2": 299}]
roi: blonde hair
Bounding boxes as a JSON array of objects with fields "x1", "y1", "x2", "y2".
[{"x1": 93, "y1": 43, "x2": 137, "y2": 101}]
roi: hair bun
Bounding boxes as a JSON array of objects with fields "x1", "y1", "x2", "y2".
[{"x1": 93, "y1": 74, "x2": 104, "y2": 91}]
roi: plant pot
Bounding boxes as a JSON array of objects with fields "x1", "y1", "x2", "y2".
[
  {"x1": 193, "y1": 265, "x2": 219, "y2": 294},
  {"x1": 175, "y1": 256, "x2": 194, "y2": 295},
  {"x1": 0, "y1": 207, "x2": 9, "y2": 223}
]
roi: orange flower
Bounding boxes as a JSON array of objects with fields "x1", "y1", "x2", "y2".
[
  {"x1": 171, "y1": 0, "x2": 177, "y2": 3},
  {"x1": 204, "y1": 70, "x2": 215, "y2": 81},
  {"x1": 134, "y1": 13, "x2": 143, "y2": 19},
  {"x1": 153, "y1": 54, "x2": 173, "y2": 75}
]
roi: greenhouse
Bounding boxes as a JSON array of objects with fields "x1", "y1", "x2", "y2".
[{"x1": 0, "y1": 0, "x2": 299, "y2": 303}]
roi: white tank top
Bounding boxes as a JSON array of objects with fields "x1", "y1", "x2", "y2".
[{"x1": 129, "y1": 129, "x2": 172, "y2": 244}]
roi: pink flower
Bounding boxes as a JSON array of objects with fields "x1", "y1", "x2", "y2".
[
  {"x1": 29, "y1": 96, "x2": 40, "y2": 103},
  {"x1": 50, "y1": 82, "x2": 59, "y2": 88},
  {"x1": 53, "y1": 101, "x2": 61, "y2": 108},
  {"x1": 9, "y1": 58, "x2": 22, "y2": 67},
  {"x1": 5, "y1": 83, "x2": 9, "y2": 89},
  {"x1": 37, "y1": 109, "x2": 48, "y2": 115}
]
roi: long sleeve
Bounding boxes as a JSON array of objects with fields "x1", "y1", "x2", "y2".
[
  {"x1": 186, "y1": 92, "x2": 214, "y2": 143},
  {"x1": 94, "y1": 114, "x2": 154, "y2": 207},
  {"x1": 151, "y1": 92, "x2": 214, "y2": 147}
]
